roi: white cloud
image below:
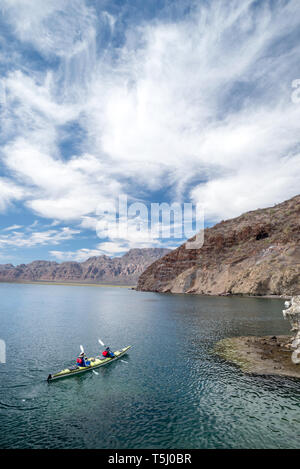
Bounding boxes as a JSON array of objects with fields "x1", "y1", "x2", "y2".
[
  {"x1": 191, "y1": 151, "x2": 300, "y2": 221},
  {"x1": 79, "y1": 216, "x2": 98, "y2": 231},
  {"x1": 0, "y1": 178, "x2": 25, "y2": 212},
  {"x1": 0, "y1": 227, "x2": 79, "y2": 248},
  {"x1": 1, "y1": 0, "x2": 97, "y2": 59},
  {"x1": 5, "y1": 71, "x2": 78, "y2": 125},
  {"x1": 0, "y1": 0, "x2": 300, "y2": 242},
  {"x1": 50, "y1": 243, "x2": 124, "y2": 262},
  {"x1": 50, "y1": 237, "x2": 172, "y2": 261},
  {"x1": 2, "y1": 140, "x2": 122, "y2": 220},
  {"x1": 28, "y1": 220, "x2": 38, "y2": 229},
  {"x1": 2, "y1": 224, "x2": 23, "y2": 231},
  {"x1": 78, "y1": 0, "x2": 300, "y2": 210}
]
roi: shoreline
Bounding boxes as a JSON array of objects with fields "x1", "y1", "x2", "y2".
[
  {"x1": 0, "y1": 281, "x2": 290, "y2": 298},
  {"x1": 214, "y1": 335, "x2": 300, "y2": 379},
  {"x1": 0, "y1": 280, "x2": 136, "y2": 288},
  {"x1": 135, "y1": 287, "x2": 290, "y2": 300}
]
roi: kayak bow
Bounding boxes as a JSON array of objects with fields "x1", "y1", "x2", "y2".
[{"x1": 47, "y1": 346, "x2": 131, "y2": 382}]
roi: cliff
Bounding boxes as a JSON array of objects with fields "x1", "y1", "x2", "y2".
[
  {"x1": 0, "y1": 248, "x2": 170, "y2": 285},
  {"x1": 137, "y1": 195, "x2": 300, "y2": 296}
]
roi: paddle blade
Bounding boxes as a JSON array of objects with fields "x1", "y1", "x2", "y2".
[
  {"x1": 98, "y1": 339, "x2": 105, "y2": 347},
  {"x1": 80, "y1": 345, "x2": 85, "y2": 354}
]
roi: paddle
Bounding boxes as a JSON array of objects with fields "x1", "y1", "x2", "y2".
[
  {"x1": 93, "y1": 339, "x2": 105, "y2": 359},
  {"x1": 80, "y1": 345, "x2": 85, "y2": 354}
]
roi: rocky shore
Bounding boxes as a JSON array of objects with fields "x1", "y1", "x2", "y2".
[{"x1": 214, "y1": 335, "x2": 300, "y2": 378}]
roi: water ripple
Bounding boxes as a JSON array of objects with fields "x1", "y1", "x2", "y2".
[{"x1": 0, "y1": 285, "x2": 299, "y2": 449}]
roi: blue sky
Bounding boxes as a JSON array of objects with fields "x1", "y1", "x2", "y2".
[{"x1": 0, "y1": 0, "x2": 300, "y2": 265}]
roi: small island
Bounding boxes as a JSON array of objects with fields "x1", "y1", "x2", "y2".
[{"x1": 215, "y1": 296, "x2": 300, "y2": 379}]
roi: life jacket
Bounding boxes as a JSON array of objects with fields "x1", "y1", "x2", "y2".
[
  {"x1": 77, "y1": 357, "x2": 83, "y2": 365},
  {"x1": 102, "y1": 350, "x2": 108, "y2": 357}
]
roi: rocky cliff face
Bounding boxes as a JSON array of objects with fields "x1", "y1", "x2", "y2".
[
  {"x1": 0, "y1": 248, "x2": 170, "y2": 285},
  {"x1": 137, "y1": 195, "x2": 300, "y2": 296}
]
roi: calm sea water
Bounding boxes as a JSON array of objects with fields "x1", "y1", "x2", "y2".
[{"x1": 0, "y1": 283, "x2": 299, "y2": 449}]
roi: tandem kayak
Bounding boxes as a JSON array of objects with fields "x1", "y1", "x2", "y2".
[{"x1": 47, "y1": 345, "x2": 131, "y2": 382}]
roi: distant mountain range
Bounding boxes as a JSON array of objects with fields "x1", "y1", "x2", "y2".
[
  {"x1": 137, "y1": 195, "x2": 300, "y2": 296},
  {"x1": 0, "y1": 248, "x2": 170, "y2": 285}
]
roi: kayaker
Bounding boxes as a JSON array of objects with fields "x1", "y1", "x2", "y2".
[
  {"x1": 77, "y1": 352, "x2": 90, "y2": 367},
  {"x1": 76, "y1": 352, "x2": 84, "y2": 366},
  {"x1": 102, "y1": 346, "x2": 114, "y2": 358}
]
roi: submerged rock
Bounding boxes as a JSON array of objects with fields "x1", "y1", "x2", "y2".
[
  {"x1": 214, "y1": 296, "x2": 300, "y2": 376},
  {"x1": 214, "y1": 335, "x2": 300, "y2": 378}
]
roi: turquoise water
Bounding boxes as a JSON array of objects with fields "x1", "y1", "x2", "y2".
[{"x1": 0, "y1": 283, "x2": 299, "y2": 449}]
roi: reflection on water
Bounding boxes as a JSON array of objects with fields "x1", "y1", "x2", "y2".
[{"x1": 0, "y1": 283, "x2": 299, "y2": 449}]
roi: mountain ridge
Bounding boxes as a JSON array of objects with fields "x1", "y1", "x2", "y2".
[
  {"x1": 137, "y1": 195, "x2": 300, "y2": 296},
  {"x1": 0, "y1": 248, "x2": 171, "y2": 285}
]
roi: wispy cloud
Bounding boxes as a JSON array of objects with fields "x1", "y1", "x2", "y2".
[
  {"x1": 0, "y1": 0, "x2": 299, "y2": 258},
  {"x1": 2, "y1": 224, "x2": 23, "y2": 231},
  {"x1": 50, "y1": 244, "x2": 122, "y2": 262},
  {"x1": 1, "y1": 0, "x2": 97, "y2": 59},
  {"x1": 50, "y1": 238, "x2": 173, "y2": 262},
  {"x1": 0, "y1": 178, "x2": 26, "y2": 212},
  {"x1": 0, "y1": 227, "x2": 79, "y2": 248}
]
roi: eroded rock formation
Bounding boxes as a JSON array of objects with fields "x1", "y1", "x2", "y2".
[
  {"x1": 137, "y1": 195, "x2": 300, "y2": 296},
  {"x1": 282, "y1": 296, "x2": 300, "y2": 364}
]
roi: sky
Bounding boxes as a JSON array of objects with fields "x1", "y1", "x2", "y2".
[{"x1": 0, "y1": 0, "x2": 300, "y2": 265}]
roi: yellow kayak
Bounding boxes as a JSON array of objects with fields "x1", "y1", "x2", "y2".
[{"x1": 47, "y1": 346, "x2": 131, "y2": 382}]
